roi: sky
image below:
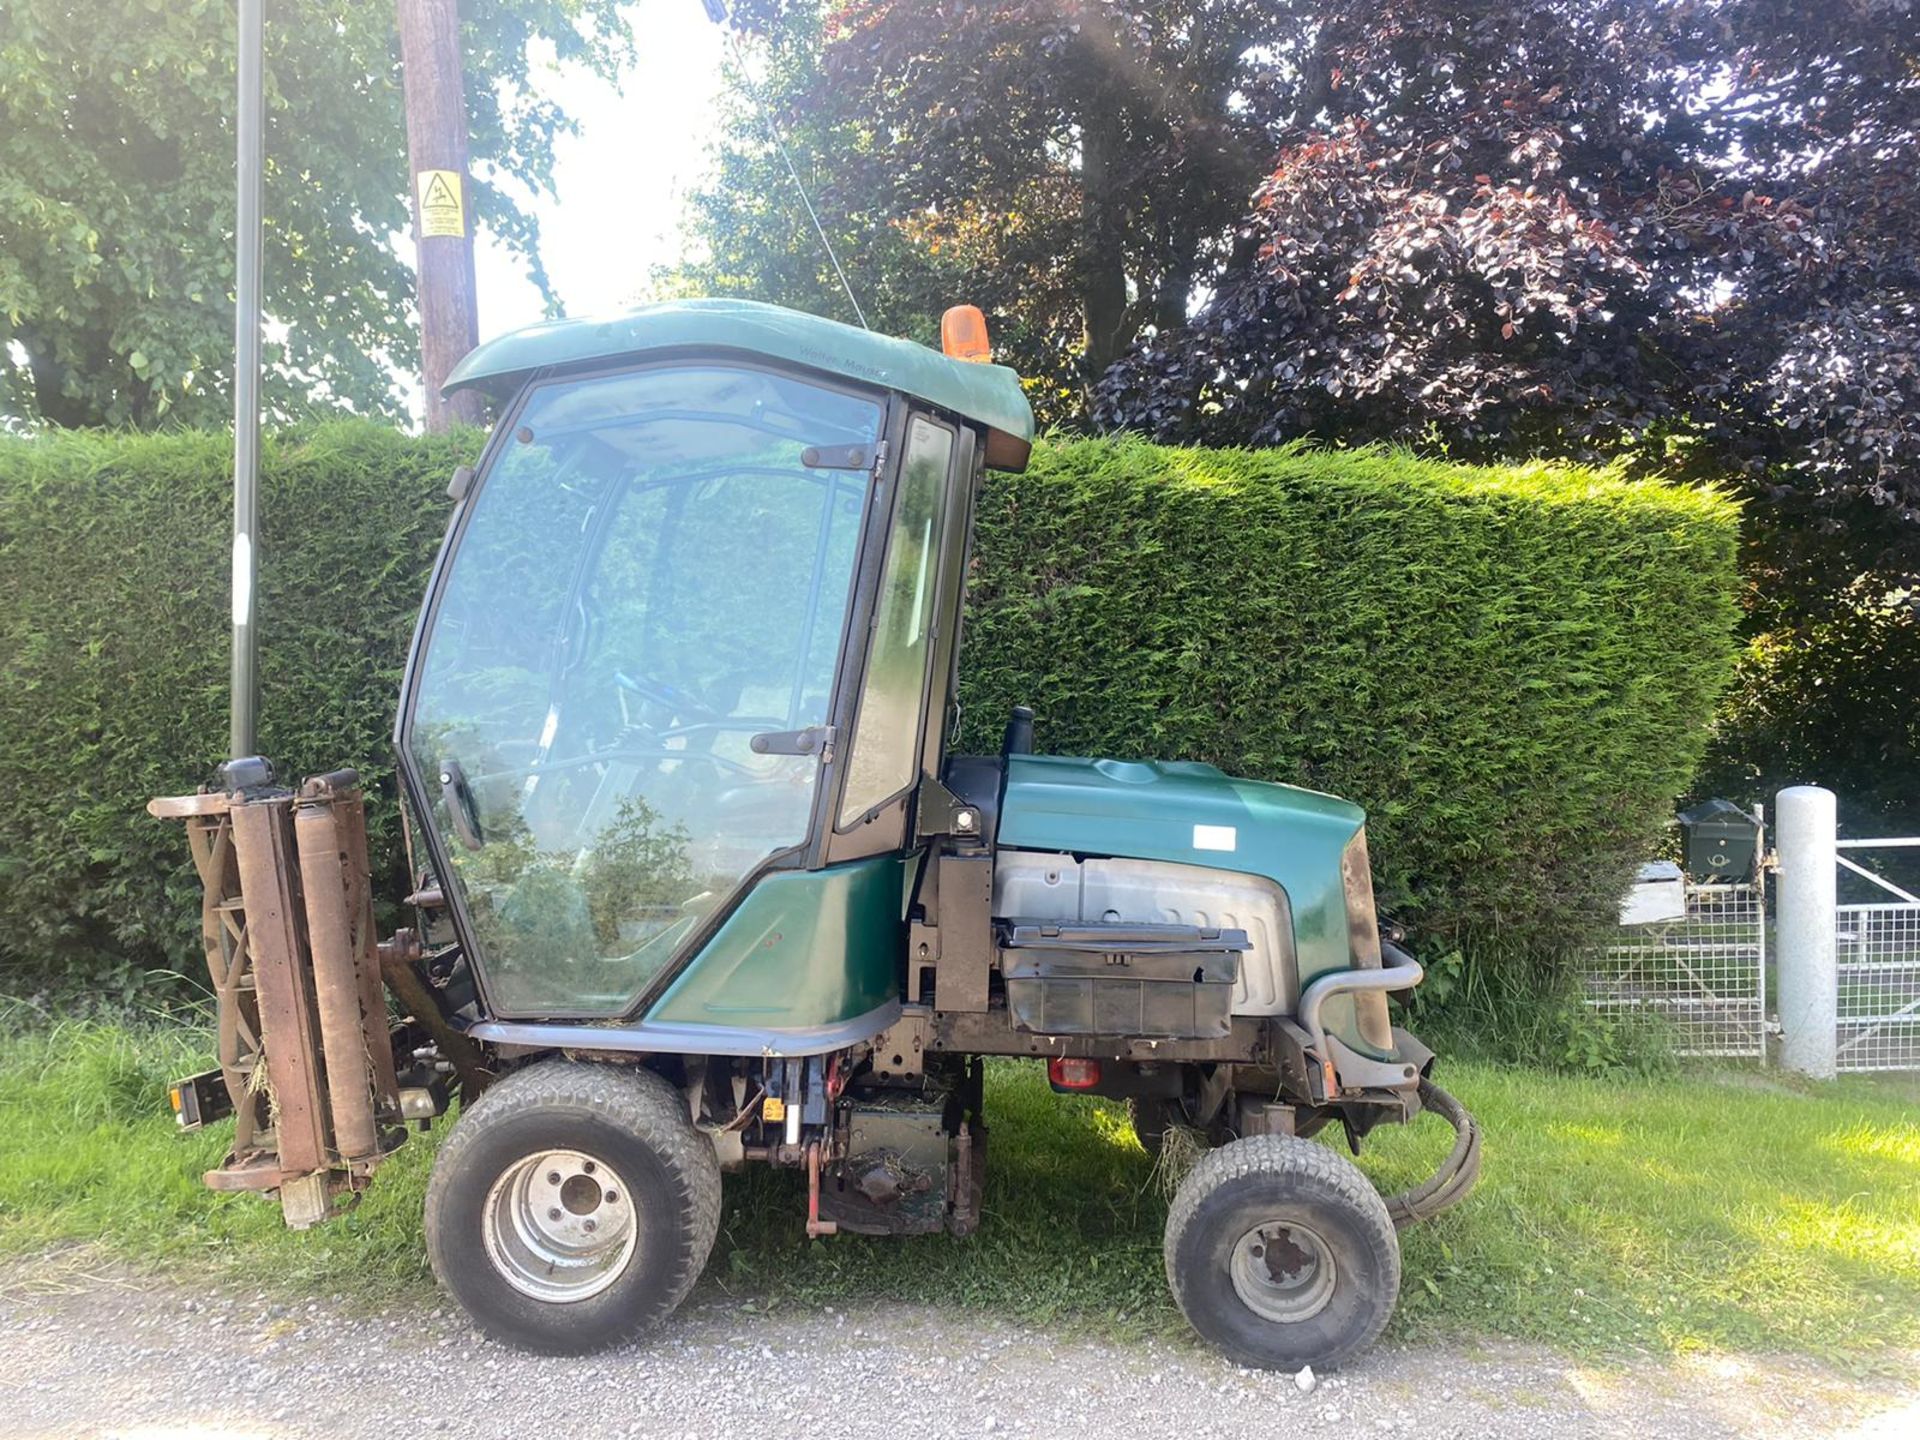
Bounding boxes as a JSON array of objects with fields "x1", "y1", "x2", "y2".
[{"x1": 471, "y1": 2, "x2": 728, "y2": 340}]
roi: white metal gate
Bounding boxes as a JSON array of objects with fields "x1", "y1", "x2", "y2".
[
  {"x1": 1589, "y1": 880, "x2": 1768, "y2": 1058},
  {"x1": 1835, "y1": 838, "x2": 1920, "y2": 1073},
  {"x1": 1591, "y1": 791, "x2": 1920, "y2": 1073}
]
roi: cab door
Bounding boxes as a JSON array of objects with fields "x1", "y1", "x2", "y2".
[{"x1": 400, "y1": 363, "x2": 884, "y2": 1018}]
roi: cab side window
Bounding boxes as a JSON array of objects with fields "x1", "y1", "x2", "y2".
[{"x1": 838, "y1": 416, "x2": 953, "y2": 825}]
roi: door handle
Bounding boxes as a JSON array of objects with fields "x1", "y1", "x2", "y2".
[
  {"x1": 749, "y1": 725, "x2": 836, "y2": 760},
  {"x1": 438, "y1": 758, "x2": 485, "y2": 851}
]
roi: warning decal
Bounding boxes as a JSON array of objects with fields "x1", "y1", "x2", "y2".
[{"x1": 415, "y1": 169, "x2": 466, "y2": 238}]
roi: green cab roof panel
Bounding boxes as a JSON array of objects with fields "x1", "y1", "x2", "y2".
[{"x1": 443, "y1": 297, "x2": 1035, "y2": 463}]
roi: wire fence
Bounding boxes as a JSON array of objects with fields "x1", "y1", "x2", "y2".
[
  {"x1": 1587, "y1": 882, "x2": 1767, "y2": 1058},
  {"x1": 1836, "y1": 902, "x2": 1920, "y2": 1073},
  {"x1": 1587, "y1": 815, "x2": 1920, "y2": 1072}
]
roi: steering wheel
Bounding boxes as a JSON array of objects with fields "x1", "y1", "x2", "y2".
[{"x1": 613, "y1": 669, "x2": 718, "y2": 722}]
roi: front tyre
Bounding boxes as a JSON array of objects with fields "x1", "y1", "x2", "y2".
[
  {"x1": 1164, "y1": 1134, "x2": 1399, "y2": 1371},
  {"x1": 425, "y1": 1060, "x2": 721, "y2": 1354}
]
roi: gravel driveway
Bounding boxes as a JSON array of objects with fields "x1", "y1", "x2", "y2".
[{"x1": 2, "y1": 1269, "x2": 1914, "y2": 1440}]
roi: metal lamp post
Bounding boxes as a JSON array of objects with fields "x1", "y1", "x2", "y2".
[{"x1": 230, "y1": 0, "x2": 264, "y2": 762}]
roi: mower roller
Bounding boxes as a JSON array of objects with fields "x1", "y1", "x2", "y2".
[{"x1": 153, "y1": 297, "x2": 1479, "y2": 1370}]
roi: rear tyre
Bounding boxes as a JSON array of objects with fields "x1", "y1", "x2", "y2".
[
  {"x1": 1164, "y1": 1134, "x2": 1399, "y2": 1371},
  {"x1": 425, "y1": 1059, "x2": 720, "y2": 1354}
]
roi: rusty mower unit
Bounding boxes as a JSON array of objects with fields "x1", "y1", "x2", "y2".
[{"x1": 155, "y1": 298, "x2": 1478, "y2": 1369}]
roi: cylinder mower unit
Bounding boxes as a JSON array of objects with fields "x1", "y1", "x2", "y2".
[
  {"x1": 150, "y1": 766, "x2": 423, "y2": 1223},
  {"x1": 154, "y1": 298, "x2": 1480, "y2": 1371}
]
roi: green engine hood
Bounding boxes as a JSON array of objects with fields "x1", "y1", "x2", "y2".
[{"x1": 997, "y1": 755, "x2": 1368, "y2": 994}]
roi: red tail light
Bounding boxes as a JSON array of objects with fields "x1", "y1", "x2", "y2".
[{"x1": 1048, "y1": 1057, "x2": 1102, "y2": 1091}]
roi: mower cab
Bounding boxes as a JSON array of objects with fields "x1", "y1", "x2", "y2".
[{"x1": 153, "y1": 297, "x2": 1477, "y2": 1370}]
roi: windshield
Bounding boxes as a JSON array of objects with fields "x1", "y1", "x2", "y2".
[{"x1": 408, "y1": 364, "x2": 882, "y2": 1017}]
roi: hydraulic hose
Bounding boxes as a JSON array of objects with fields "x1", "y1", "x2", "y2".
[{"x1": 1381, "y1": 1080, "x2": 1483, "y2": 1229}]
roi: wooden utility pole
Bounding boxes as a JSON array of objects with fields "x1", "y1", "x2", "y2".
[{"x1": 396, "y1": 0, "x2": 485, "y2": 430}]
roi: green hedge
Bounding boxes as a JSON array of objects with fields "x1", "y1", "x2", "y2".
[
  {"x1": 0, "y1": 424, "x2": 475, "y2": 988},
  {"x1": 0, "y1": 423, "x2": 1740, "y2": 991}
]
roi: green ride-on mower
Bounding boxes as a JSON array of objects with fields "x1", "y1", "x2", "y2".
[{"x1": 154, "y1": 297, "x2": 1479, "y2": 1371}]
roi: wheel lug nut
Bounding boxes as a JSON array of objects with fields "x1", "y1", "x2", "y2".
[
  {"x1": 583, "y1": 1161, "x2": 596, "y2": 1174},
  {"x1": 584, "y1": 1219, "x2": 597, "y2": 1232},
  {"x1": 605, "y1": 1191, "x2": 619, "y2": 1205},
  {"x1": 548, "y1": 1208, "x2": 562, "y2": 1222},
  {"x1": 547, "y1": 1171, "x2": 561, "y2": 1185}
]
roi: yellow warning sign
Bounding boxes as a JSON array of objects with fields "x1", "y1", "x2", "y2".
[{"x1": 415, "y1": 169, "x2": 466, "y2": 238}]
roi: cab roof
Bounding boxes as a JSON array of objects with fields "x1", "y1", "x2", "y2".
[{"x1": 443, "y1": 297, "x2": 1036, "y2": 470}]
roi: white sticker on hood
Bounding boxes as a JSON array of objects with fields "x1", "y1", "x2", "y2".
[{"x1": 1193, "y1": 824, "x2": 1237, "y2": 852}]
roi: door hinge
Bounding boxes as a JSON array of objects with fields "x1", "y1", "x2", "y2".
[{"x1": 750, "y1": 725, "x2": 837, "y2": 763}]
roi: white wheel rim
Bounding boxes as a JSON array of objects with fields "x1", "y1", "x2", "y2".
[
  {"x1": 481, "y1": 1148, "x2": 637, "y2": 1304},
  {"x1": 1230, "y1": 1218, "x2": 1338, "y2": 1324}
]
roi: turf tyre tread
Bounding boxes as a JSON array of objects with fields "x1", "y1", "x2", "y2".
[
  {"x1": 425, "y1": 1060, "x2": 721, "y2": 1354},
  {"x1": 1163, "y1": 1133, "x2": 1399, "y2": 1371}
]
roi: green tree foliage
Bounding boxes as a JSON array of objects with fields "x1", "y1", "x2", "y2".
[
  {"x1": 663, "y1": 8, "x2": 987, "y2": 393},
  {"x1": 677, "y1": 0, "x2": 1308, "y2": 421},
  {"x1": 0, "y1": 0, "x2": 631, "y2": 428},
  {"x1": 0, "y1": 422, "x2": 1738, "y2": 992},
  {"x1": 1697, "y1": 548, "x2": 1920, "y2": 833}
]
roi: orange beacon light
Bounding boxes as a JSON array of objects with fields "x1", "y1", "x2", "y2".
[{"x1": 941, "y1": 304, "x2": 992, "y2": 363}]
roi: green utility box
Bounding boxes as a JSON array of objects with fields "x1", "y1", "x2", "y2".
[{"x1": 1677, "y1": 799, "x2": 1761, "y2": 882}]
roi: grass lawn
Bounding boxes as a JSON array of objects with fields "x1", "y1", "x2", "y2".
[{"x1": 1, "y1": 1016, "x2": 1916, "y2": 1366}]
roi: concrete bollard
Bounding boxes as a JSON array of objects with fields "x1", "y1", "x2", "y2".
[{"x1": 1775, "y1": 785, "x2": 1838, "y2": 1078}]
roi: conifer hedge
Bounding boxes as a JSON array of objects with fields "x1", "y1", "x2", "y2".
[
  {"x1": 0, "y1": 423, "x2": 1740, "y2": 991},
  {"x1": 0, "y1": 424, "x2": 470, "y2": 989}
]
